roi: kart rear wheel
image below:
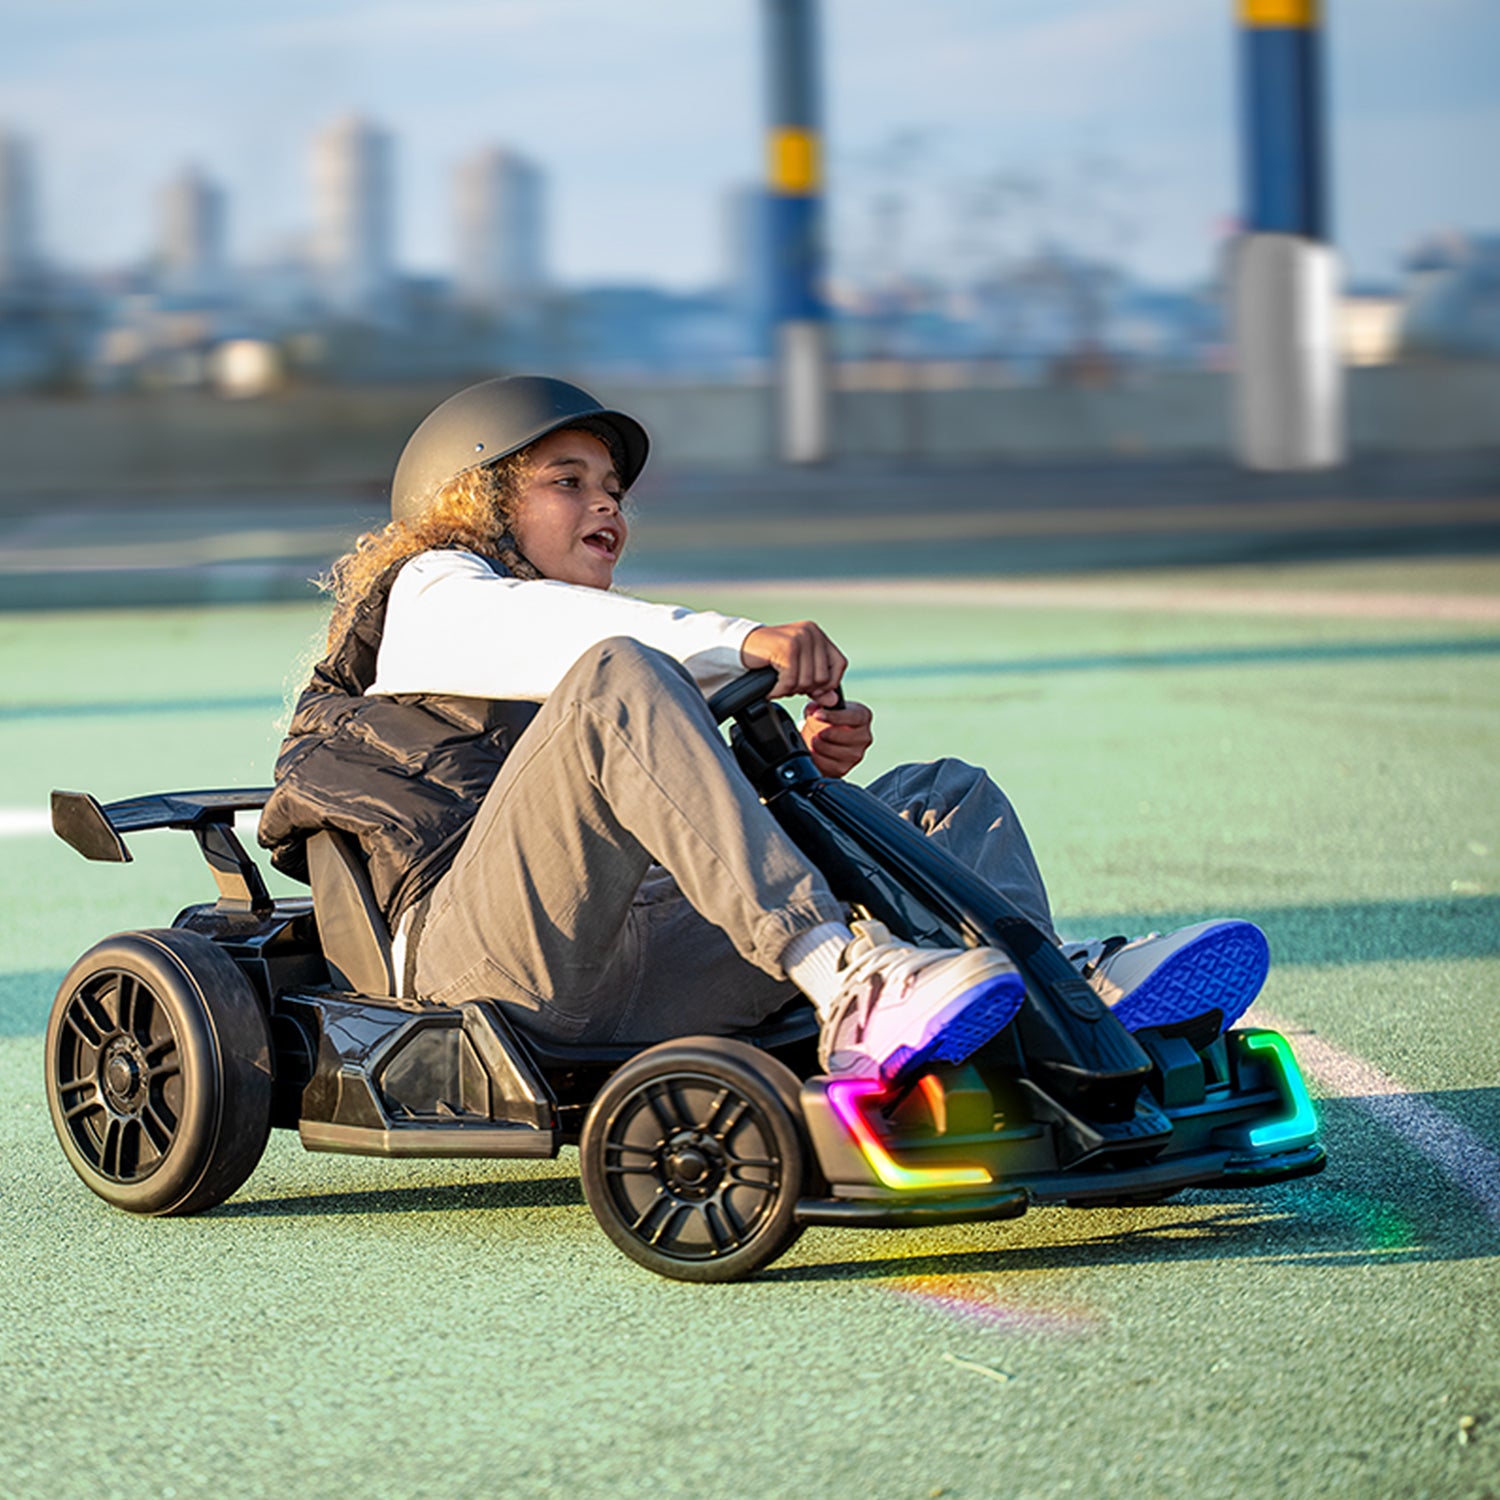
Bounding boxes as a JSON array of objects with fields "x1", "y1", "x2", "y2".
[
  {"x1": 579, "y1": 1037, "x2": 808, "y2": 1283},
  {"x1": 45, "y1": 928, "x2": 273, "y2": 1216}
]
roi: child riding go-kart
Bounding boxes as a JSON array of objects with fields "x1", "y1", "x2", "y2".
[
  {"x1": 46, "y1": 375, "x2": 1325, "y2": 1280},
  {"x1": 45, "y1": 661, "x2": 1324, "y2": 1282}
]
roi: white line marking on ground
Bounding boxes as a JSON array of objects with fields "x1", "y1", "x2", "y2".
[
  {"x1": 1252, "y1": 1004, "x2": 1500, "y2": 1232},
  {"x1": 0, "y1": 808, "x2": 51, "y2": 837},
  {"x1": 647, "y1": 577, "x2": 1500, "y2": 623}
]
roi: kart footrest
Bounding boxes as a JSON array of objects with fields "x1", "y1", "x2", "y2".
[
  {"x1": 1019, "y1": 1077, "x2": 1173, "y2": 1168},
  {"x1": 1026, "y1": 1149, "x2": 1236, "y2": 1205},
  {"x1": 300, "y1": 1118, "x2": 558, "y2": 1158},
  {"x1": 796, "y1": 1187, "x2": 1028, "y2": 1229},
  {"x1": 1203, "y1": 1142, "x2": 1327, "y2": 1187}
]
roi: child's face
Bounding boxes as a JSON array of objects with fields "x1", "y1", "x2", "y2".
[{"x1": 511, "y1": 428, "x2": 627, "y2": 589}]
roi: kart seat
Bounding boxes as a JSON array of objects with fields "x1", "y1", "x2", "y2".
[
  {"x1": 306, "y1": 830, "x2": 397, "y2": 997},
  {"x1": 303, "y1": 827, "x2": 823, "y2": 1057}
]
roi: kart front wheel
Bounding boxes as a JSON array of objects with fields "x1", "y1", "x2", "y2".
[
  {"x1": 45, "y1": 928, "x2": 273, "y2": 1215},
  {"x1": 579, "y1": 1037, "x2": 808, "y2": 1282}
]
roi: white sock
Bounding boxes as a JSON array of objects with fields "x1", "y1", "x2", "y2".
[{"x1": 780, "y1": 921, "x2": 855, "y2": 1021}]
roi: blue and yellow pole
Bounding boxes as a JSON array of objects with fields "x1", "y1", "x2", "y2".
[
  {"x1": 763, "y1": 0, "x2": 831, "y2": 463},
  {"x1": 1232, "y1": 0, "x2": 1343, "y2": 468},
  {"x1": 1242, "y1": 0, "x2": 1326, "y2": 239}
]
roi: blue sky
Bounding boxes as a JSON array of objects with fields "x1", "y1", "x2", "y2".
[{"x1": 4, "y1": 0, "x2": 1497, "y2": 290}]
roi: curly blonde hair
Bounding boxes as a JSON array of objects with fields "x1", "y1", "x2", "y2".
[{"x1": 321, "y1": 451, "x2": 540, "y2": 649}]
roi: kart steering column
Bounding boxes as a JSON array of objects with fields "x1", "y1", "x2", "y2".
[{"x1": 713, "y1": 669, "x2": 1154, "y2": 1124}]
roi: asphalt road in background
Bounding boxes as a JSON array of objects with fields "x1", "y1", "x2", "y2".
[
  {"x1": 2, "y1": 451, "x2": 1499, "y2": 608},
  {"x1": 1, "y1": 462, "x2": 1497, "y2": 1499}
]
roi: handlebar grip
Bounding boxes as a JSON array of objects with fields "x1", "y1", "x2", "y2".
[{"x1": 707, "y1": 666, "x2": 780, "y2": 724}]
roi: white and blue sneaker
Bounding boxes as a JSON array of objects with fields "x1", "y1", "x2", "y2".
[
  {"x1": 820, "y1": 920, "x2": 1027, "y2": 1084},
  {"x1": 1064, "y1": 920, "x2": 1269, "y2": 1036}
]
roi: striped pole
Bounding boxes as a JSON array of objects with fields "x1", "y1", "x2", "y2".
[
  {"x1": 763, "y1": 0, "x2": 831, "y2": 463},
  {"x1": 1231, "y1": 0, "x2": 1343, "y2": 469}
]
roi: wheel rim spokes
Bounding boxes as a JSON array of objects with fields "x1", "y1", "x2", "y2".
[
  {"x1": 67, "y1": 986, "x2": 113, "y2": 1050},
  {"x1": 644, "y1": 1080, "x2": 694, "y2": 1138},
  {"x1": 115, "y1": 973, "x2": 140, "y2": 1041},
  {"x1": 143, "y1": 1032, "x2": 181, "y2": 1087},
  {"x1": 603, "y1": 1074, "x2": 782, "y2": 1261},
  {"x1": 54, "y1": 970, "x2": 181, "y2": 1183},
  {"x1": 704, "y1": 1088, "x2": 749, "y2": 1143}
]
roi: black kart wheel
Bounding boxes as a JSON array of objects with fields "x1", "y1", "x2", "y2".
[
  {"x1": 45, "y1": 929, "x2": 273, "y2": 1216},
  {"x1": 579, "y1": 1037, "x2": 809, "y2": 1283}
]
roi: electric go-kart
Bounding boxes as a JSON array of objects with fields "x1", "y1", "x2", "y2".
[{"x1": 44, "y1": 667, "x2": 1324, "y2": 1282}]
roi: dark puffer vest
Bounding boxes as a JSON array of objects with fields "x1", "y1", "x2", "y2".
[{"x1": 258, "y1": 555, "x2": 539, "y2": 925}]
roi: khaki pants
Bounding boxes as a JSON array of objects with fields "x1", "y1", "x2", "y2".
[{"x1": 413, "y1": 637, "x2": 1055, "y2": 1045}]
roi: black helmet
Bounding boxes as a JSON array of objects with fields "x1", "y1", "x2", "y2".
[{"x1": 390, "y1": 375, "x2": 650, "y2": 524}]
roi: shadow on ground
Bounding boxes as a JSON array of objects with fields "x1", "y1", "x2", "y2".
[
  {"x1": 178, "y1": 1093, "x2": 1500, "y2": 1293},
  {"x1": 218, "y1": 1173, "x2": 585, "y2": 1217}
]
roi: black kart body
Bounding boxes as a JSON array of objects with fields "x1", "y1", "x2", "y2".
[{"x1": 46, "y1": 669, "x2": 1324, "y2": 1281}]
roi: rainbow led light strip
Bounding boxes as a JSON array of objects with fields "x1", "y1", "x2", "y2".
[
  {"x1": 825, "y1": 1078, "x2": 991, "y2": 1191},
  {"x1": 1242, "y1": 1031, "x2": 1319, "y2": 1149}
]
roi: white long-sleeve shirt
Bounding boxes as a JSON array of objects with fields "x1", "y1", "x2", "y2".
[{"x1": 367, "y1": 549, "x2": 762, "y2": 702}]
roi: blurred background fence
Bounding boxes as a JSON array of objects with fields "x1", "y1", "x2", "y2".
[
  {"x1": 0, "y1": 361, "x2": 1496, "y2": 500},
  {"x1": 1, "y1": 1, "x2": 1496, "y2": 545}
]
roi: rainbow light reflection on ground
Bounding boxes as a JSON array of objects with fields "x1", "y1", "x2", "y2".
[
  {"x1": 825, "y1": 1077, "x2": 992, "y2": 1190},
  {"x1": 885, "y1": 1274, "x2": 1101, "y2": 1336}
]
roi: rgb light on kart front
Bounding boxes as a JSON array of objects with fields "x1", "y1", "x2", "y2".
[
  {"x1": 826, "y1": 1077, "x2": 992, "y2": 1191},
  {"x1": 1240, "y1": 1030, "x2": 1319, "y2": 1149}
]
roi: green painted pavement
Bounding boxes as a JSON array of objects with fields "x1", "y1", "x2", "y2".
[{"x1": 1, "y1": 559, "x2": 1497, "y2": 1499}]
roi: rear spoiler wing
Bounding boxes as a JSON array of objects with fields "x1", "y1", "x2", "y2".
[
  {"x1": 51, "y1": 788, "x2": 272, "y2": 862},
  {"x1": 51, "y1": 788, "x2": 275, "y2": 911}
]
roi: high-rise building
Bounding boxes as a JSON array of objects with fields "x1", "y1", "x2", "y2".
[
  {"x1": 311, "y1": 115, "x2": 395, "y2": 317},
  {"x1": 0, "y1": 131, "x2": 41, "y2": 289},
  {"x1": 159, "y1": 165, "x2": 226, "y2": 299},
  {"x1": 454, "y1": 148, "x2": 545, "y2": 312}
]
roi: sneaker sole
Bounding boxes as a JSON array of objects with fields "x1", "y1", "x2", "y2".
[
  {"x1": 880, "y1": 972, "x2": 1027, "y2": 1088},
  {"x1": 1109, "y1": 923, "x2": 1269, "y2": 1035}
]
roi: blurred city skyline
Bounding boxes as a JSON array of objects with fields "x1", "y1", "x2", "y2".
[{"x1": 4, "y1": 0, "x2": 1498, "y2": 293}]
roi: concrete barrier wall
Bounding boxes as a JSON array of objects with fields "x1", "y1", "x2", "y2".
[
  {"x1": 844, "y1": 373, "x2": 1231, "y2": 461},
  {"x1": 0, "y1": 363, "x2": 1494, "y2": 499},
  {"x1": 0, "y1": 386, "x2": 438, "y2": 499},
  {"x1": 593, "y1": 381, "x2": 775, "y2": 468},
  {"x1": 1346, "y1": 362, "x2": 1500, "y2": 451}
]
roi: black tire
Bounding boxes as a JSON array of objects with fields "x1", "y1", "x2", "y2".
[
  {"x1": 579, "y1": 1037, "x2": 809, "y2": 1283},
  {"x1": 44, "y1": 929, "x2": 274, "y2": 1216}
]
